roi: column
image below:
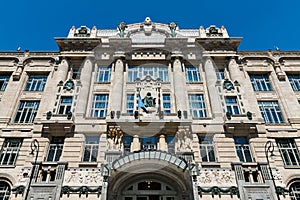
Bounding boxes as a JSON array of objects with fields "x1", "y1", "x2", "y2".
[
  {"x1": 131, "y1": 135, "x2": 140, "y2": 151},
  {"x1": 76, "y1": 58, "x2": 93, "y2": 117},
  {"x1": 110, "y1": 57, "x2": 124, "y2": 113},
  {"x1": 228, "y1": 57, "x2": 241, "y2": 82},
  {"x1": 204, "y1": 58, "x2": 223, "y2": 118},
  {"x1": 158, "y1": 135, "x2": 167, "y2": 151},
  {"x1": 173, "y1": 57, "x2": 188, "y2": 112}
]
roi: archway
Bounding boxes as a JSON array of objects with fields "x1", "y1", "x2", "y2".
[{"x1": 107, "y1": 152, "x2": 194, "y2": 200}]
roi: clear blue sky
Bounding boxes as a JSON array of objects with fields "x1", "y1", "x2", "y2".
[{"x1": 1, "y1": 0, "x2": 299, "y2": 51}]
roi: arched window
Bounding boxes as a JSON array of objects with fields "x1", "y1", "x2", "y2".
[
  {"x1": 0, "y1": 181, "x2": 11, "y2": 200},
  {"x1": 290, "y1": 181, "x2": 300, "y2": 200}
]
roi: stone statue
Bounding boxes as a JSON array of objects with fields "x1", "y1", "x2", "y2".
[
  {"x1": 143, "y1": 92, "x2": 156, "y2": 107},
  {"x1": 107, "y1": 127, "x2": 124, "y2": 150},
  {"x1": 168, "y1": 22, "x2": 177, "y2": 38},
  {"x1": 118, "y1": 22, "x2": 127, "y2": 38},
  {"x1": 175, "y1": 128, "x2": 192, "y2": 151}
]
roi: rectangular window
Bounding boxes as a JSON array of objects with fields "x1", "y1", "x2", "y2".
[
  {"x1": 185, "y1": 66, "x2": 200, "y2": 82},
  {"x1": 163, "y1": 94, "x2": 171, "y2": 114},
  {"x1": 14, "y1": 101, "x2": 40, "y2": 123},
  {"x1": 46, "y1": 137, "x2": 64, "y2": 162},
  {"x1": 126, "y1": 94, "x2": 135, "y2": 114},
  {"x1": 276, "y1": 139, "x2": 300, "y2": 166},
  {"x1": 258, "y1": 101, "x2": 284, "y2": 124},
  {"x1": 57, "y1": 96, "x2": 72, "y2": 114},
  {"x1": 128, "y1": 66, "x2": 168, "y2": 82},
  {"x1": 83, "y1": 136, "x2": 99, "y2": 162},
  {"x1": 123, "y1": 136, "x2": 132, "y2": 155},
  {"x1": 216, "y1": 69, "x2": 225, "y2": 80},
  {"x1": 91, "y1": 94, "x2": 109, "y2": 118},
  {"x1": 199, "y1": 136, "x2": 216, "y2": 162},
  {"x1": 188, "y1": 94, "x2": 207, "y2": 118},
  {"x1": 25, "y1": 75, "x2": 48, "y2": 91},
  {"x1": 288, "y1": 74, "x2": 300, "y2": 91},
  {"x1": 0, "y1": 75, "x2": 10, "y2": 91},
  {"x1": 234, "y1": 137, "x2": 253, "y2": 162},
  {"x1": 0, "y1": 138, "x2": 22, "y2": 165},
  {"x1": 166, "y1": 136, "x2": 175, "y2": 155},
  {"x1": 249, "y1": 74, "x2": 272, "y2": 91},
  {"x1": 225, "y1": 96, "x2": 240, "y2": 115},
  {"x1": 141, "y1": 136, "x2": 157, "y2": 151},
  {"x1": 96, "y1": 66, "x2": 111, "y2": 82}
]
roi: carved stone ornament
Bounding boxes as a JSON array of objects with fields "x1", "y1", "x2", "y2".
[
  {"x1": 107, "y1": 127, "x2": 124, "y2": 151},
  {"x1": 198, "y1": 169, "x2": 236, "y2": 187},
  {"x1": 175, "y1": 127, "x2": 193, "y2": 152},
  {"x1": 16, "y1": 168, "x2": 31, "y2": 185},
  {"x1": 64, "y1": 169, "x2": 103, "y2": 186},
  {"x1": 118, "y1": 22, "x2": 128, "y2": 38}
]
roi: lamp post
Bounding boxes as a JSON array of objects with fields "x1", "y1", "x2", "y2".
[
  {"x1": 24, "y1": 139, "x2": 39, "y2": 200},
  {"x1": 264, "y1": 140, "x2": 279, "y2": 200}
]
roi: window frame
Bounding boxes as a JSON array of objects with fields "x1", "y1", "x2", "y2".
[
  {"x1": 57, "y1": 96, "x2": 73, "y2": 115},
  {"x1": 199, "y1": 136, "x2": 216, "y2": 162},
  {"x1": 276, "y1": 139, "x2": 300, "y2": 166},
  {"x1": 14, "y1": 101, "x2": 40, "y2": 124},
  {"x1": 185, "y1": 66, "x2": 201, "y2": 83},
  {"x1": 25, "y1": 75, "x2": 48, "y2": 92},
  {"x1": 188, "y1": 94, "x2": 207, "y2": 118},
  {"x1": 216, "y1": 69, "x2": 225, "y2": 80},
  {"x1": 91, "y1": 94, "x2": 109, "y2": 118},
  {"x1": 82, "y1": 136, "x2": 99, "y2": 162},
  {"x1": 0, "y1": 181, "x2": 11, "y2": 200},
  {"x1": 249, "y1": 74, "x2": 272, "y2": 91},
  {"x1": 162, "y1": 94, "x2": 171, "y2": 114},
  {"x1": 289, "y1": 181, "x2": 300, "y2": 200},
  {"x1": 225, "y1": 96, "x2": 240, "y2": 115},
  {"x1": 126, "y1": 94, "x2": 135, "y2": 114},
  {"x1": 234, "y1": 137, "x2": 253, "y2": 163},
  {"x1": 258, "y1": 101, "x2": 285, "y2": 124},
  {"x1": 46, "y1": 137, "x2": 64, "y2": 162},
  {"x1": 127, "y1": 66, "x2": 169, "y2": 82},
  {"x1": 96, "y1": 66, "x2": 112, "y2": 83},
  {"x1": 0, "y1": 75, "x2": 10, "y2": 91},
  {"x1": 288, "y1": 74, "x2": 300, "y2": 91},
  {"x1": 0, "y1": 138, "x2": 22, "y2": 166}
]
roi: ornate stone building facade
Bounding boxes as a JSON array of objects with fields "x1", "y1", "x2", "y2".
[{"x1": 0, "y1": 17, "x2": 300, "y2": 200}]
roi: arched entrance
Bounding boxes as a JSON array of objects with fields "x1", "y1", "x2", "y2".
[{"x1": 107, "y1": 151, "x2": 194, "y2": 200}]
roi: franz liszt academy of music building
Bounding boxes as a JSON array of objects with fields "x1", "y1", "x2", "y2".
[{"x1": 1, "y1": 17, "x2": 300, "y2": 200}]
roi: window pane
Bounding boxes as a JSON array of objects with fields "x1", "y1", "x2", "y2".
[
  {"x1": 91, "y1": 94, "x2": 109, "y2": 118},
  {"x1": 250, "y1": 74, "x2": 272, "y2": 91},
  {"x1": 14, "y1": 101, "x2": 40, "y2": 123},
  {"x1": 188, "y1": 94, "x2": 206, "y2": 118},
  {"x1": 25, "y1": 75, "x2": 48, "y2": 91},
  {"x1": 258, "y1": 101, "x2": 284, "y2": 124}
]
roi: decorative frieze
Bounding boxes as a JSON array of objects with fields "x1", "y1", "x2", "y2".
[
  {"x1": 63, "y1": 168, "x2": 103, "y2": 186},
  {"x1": 197, "y1": 169, "x2": 236, "y2": 187}
]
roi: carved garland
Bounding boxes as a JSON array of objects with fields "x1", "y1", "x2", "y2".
[{"x1": 61, "y1": 186, "x2": 102, "y2": 197}]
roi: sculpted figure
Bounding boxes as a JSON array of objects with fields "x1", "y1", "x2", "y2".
[{"x1": 143, "y1": 92, "x2": 155, "y2": 107}]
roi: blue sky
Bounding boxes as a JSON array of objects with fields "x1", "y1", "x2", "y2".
[{"x1": 1, "y1": 0, "x2": 299, "y2": 51}]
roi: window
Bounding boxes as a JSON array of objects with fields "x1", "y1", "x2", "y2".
[
  {"x1": 276, "y1": 139, "x2": 300, "y2": 166},
  {"x1": 0, "y1": 138, "x2": 22, "y2": 165},
  {"x1": 199, "y1": 136, "x2": 216, "y2": 162},
  {"x1": 91, "y1": 94, "x2": 109, "y2": 118},
  {"x1": 123, "y1": 136, "x2": 132, "y2": 155},
  {"x1": 162, "y1": 94, "x2": 171, "y2": 114},
  {"x1": 57, "y1": 96, "x2": 72, "y2": 114},
  {"x1": 234, "y1": 137, "x2": 253, "y2": 162},
  {"x1": 126, "y1": 94, "x2": 135, "y2": 114},
  {"x1": 216, "y1": 69, "x2": 225, "y2": 80},
  {"x1": 96, "y1": 66, "x2": 111, "y2": 82},
  {"x1": 0, "y1": 181, "x2": 11, "y2": 200},
  {"x1": 288, "y1": 74, "x2": 300, "y2": 91},
  {"x1": 290, "y1": 181, "x2": 300, "y2": 200},
  {"x1": 166, "y1": 136, "x2": 175, "y2": 155},
  {"x1": 141, "y1": 136, "x2": 157, "y2": 151},
  {"x1": 225, "y1": 96, "x2": 240, "y2": 115},
  {"x1": 83, "y1": 136, "x2": 99, "y2": 162},
  {"x1": 25, "y1": 75, "x2": 47, "y2": 91},
  {"x1": 0, "y1": 75, "x2": 10, "y2": 91},
  {"x1": 72, "y1": 69, "x2": 81, "y2": 80},
  {"x1": 128, "y1": 66, "x2": 168, "y2": 82},
  {"x1": 258, "y1": 101, "x2": 284, "y2": 124},
  {"x1": 249, "y1": 74, "x2": 272, "y2": 91},
  {"x1": 46, "y1": 137, "x2": 64, "y2": 162},
  {"x1": 188, "y1": 94, "x2": 207, "y2": 118},
  {"x1": 14, "y1": 101, "x2": 40, "y2": 123},
  {"x1": 185, "y1": 66, "x2": 200, "y2": 82}
]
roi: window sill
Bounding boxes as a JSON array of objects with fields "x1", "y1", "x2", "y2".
[
  {"x1": 0, "y1": 165, "x2": 16, "y2": 168},
  {"x1": 201, "y1": 162, "x2": 220, "y2": 168},
  {"x1": 79, "y1": 162, "x2": 98, "y2": 167},
  {"x1": 283, "y1": 165, "x2": 300, "y2": 169}
]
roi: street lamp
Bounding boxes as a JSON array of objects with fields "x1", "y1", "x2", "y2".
[
  {"x1": 264, "y1": 140, "x2": 279, "y2": 200},
  {"x1": 24, "y1": 139, "x2": 40, "y2": 200}
]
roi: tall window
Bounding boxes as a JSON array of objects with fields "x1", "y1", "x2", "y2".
[
  {"x1": 162, "y1": 94, "x2": 171, "y2": 114},
  {"x1": 46, "y1": 137, "x2": 64, "y2": 162},
  {"x1": 225, "y1": 96, "x2": 240, "y2": 115},
  {"x1": 258, "y1": 101, "x2": 284, "y2": 124},
  {"x1": 166, "y1": 136, "x2": 175, "y2": 155},
  {"x1": 0, "y1": 138, "x2": 22, "y2": 165},
  {"x1": 0, "y1": 181, "x2": 11, "y2": 200},
  {"x1": 123, "y1": 136, "x2": 132, "y2": 155},
  {"x1": 83, "y1": 136, "x2": 99, "y2": 162},
  {"x1": 57, "y1": 96, "x2": 72, "y2": 114},
  {"x1": 234, "y1": 137, "x2": 253, "y2": 162},
  {"x1": 25, "y1": 75, "x2": 47, "y2": 91},
  {"x1": 188, "y1": 94, "x2": 207, "y2": 118},
  {"x1": 0, "y1": 75, "x2": 10, "y2": 91},
  {"x1": 128, "y1": 66, "x2": 168, "y2": 82},
  {"x1": 14, "y1": 101, "x2": 40, "y2": 123},
  {"x1": 288, "y1": 74, "x2": 300, "y2": 91},
  {"x1": 199, "y1": 136, "x2": 216, "y2": 162},
  {"x1": 249, "y1": 74, "x2": 272, "y2": 91},
  {"x1": 185, "y1": 66, "x2": 200, "y2": 82},
  {"x1": 96, "y1": 66, "x2": 111, "y2": 82},
  {"x1": 276, "y1": 139, "x2": 300, "y2": 166},
  {"x1": 91, "y1": 94, "x2": 109, "y2": 118},
  {"x1": 216, "y1": 69, "x2": 225, "y2": 80},
  {"x1": 126, "y1": 94, "x2": 135, "y2": 114},
  {"x1": 290, "y1": 181, "x2": 300, "y2": 200}
]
